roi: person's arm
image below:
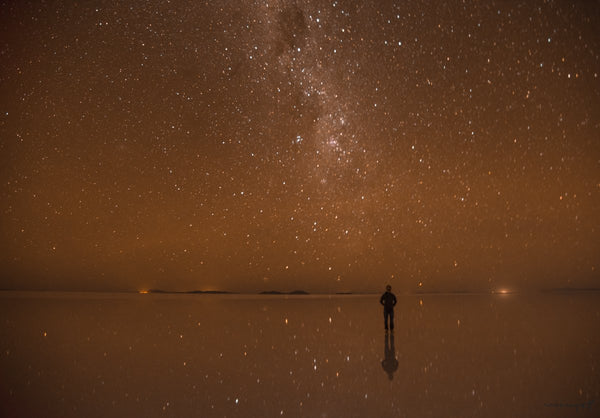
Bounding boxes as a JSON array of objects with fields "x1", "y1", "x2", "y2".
[
  {"x1": 392, "y1": 295, "x2": 397, "y2": 306},
  {"x1": 380, "y1": 294, "x2": 384, "y2": 305}
]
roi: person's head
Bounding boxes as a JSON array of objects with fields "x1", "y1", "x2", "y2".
[{"x1": 386, "y1": 285, "x2": 391, "y2": 291}]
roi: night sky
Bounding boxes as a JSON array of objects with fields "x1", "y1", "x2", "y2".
[{"x1": 1, "y1": 0, "x2": 598, "y2": 293}]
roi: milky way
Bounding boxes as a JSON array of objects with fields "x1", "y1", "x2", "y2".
[{"x1": 1, "y1": 0, "x2": 598, "y2": 292}]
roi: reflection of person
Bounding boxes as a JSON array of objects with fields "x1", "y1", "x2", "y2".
[
  {"x1": 379, "y1": 285, "x2": 397, "y2": 332},
  {"x1": 381, "y1": 331, "x2": 398, "y2": 380}
]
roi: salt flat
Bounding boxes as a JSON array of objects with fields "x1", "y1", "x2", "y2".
[{"x1": 1, "y1": 292, "x2": 598, "y2": 417}]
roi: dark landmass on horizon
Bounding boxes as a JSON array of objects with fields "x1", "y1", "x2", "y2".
[
  {"x1": 146, "y1": 289, "x2": 234, "y2": 294},
  {"x1": 1, "y1": 287, "x2": 599, "y2": 295},
  {"x1": 138, "y1": 287, "x2": 600, "y2": 295},
  {"x1": 260, "y1": 290, "x2": 310, "y2": 295},
  {"x1": 539, "y1": 287, "x2": 600, "y2": 293}
]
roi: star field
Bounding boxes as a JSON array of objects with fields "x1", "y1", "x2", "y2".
[{"x1": 0, "y1": 0, "x2": 599, "y2": 292}]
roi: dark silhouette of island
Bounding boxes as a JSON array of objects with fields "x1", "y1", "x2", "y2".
[
  {"x1": 414, "y1": 289, "x2": 471, "y2": 294},
  {"x1": 2, "y1": 287, "x2": 600, "y2": 296},
  {"x1": 133, "y1": 287, "x2": 600, "y2": 296},
  {"x1": 146, "y1": 289, "x2": 234, "y2": 294},
  {"x1": 145, "y1": 289, "x2": 313, "y2": 295},
  {"x1": 259, "y1": 290, "x2": 310, "y2": 295},
  {"x1": 541, "y1": 287, "x2": 600, "y2": 293}
]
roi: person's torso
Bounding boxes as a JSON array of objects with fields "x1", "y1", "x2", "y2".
[{"x1": 382, "y1": 292, "x2": 396, "y2": 308}]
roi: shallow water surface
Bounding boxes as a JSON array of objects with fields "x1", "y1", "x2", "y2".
[{"x1": 1, "y1": 292, "x2": 598, "y2": 417}]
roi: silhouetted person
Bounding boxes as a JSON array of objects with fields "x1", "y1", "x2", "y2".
[
  {"x1": 380, "y1": 284, "x2": 397, "y2": 332},
  {"x1": 381, "y1": 331, "x2": 399, "y2": 380}
]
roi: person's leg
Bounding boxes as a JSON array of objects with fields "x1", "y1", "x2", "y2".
[
  {"x1": 384, "y1": 310, "x2": 389, "y2": 330},
  {"x1": 389, "y1": 310, "x2": 394, "y2": 330}
]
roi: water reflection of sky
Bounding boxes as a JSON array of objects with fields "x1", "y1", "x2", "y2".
[{"x1": 0, "y1": 293, "x2": 598, "y2": 417}]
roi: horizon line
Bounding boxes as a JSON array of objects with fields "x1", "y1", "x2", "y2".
[{"x1": 1, "y1": 287, "x2": 600, "y2": 295}]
